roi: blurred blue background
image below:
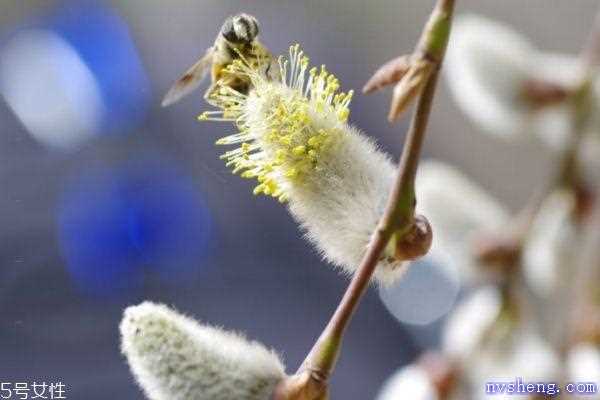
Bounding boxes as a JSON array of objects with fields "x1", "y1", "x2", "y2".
[{"x1": 0, "y1": 1, "x2": 597, "y2": 398}]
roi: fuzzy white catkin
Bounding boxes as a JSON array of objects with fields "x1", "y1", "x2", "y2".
[
  {"x1": 120, "y1": 302, "x2": 285, "y2": 400},
  {"x1": 245, "y1": 84, "x2": 402, "y2": 284},
  {"x1": 445, "y1": 14, "x2": 534, "y2": 137},
  {"x1": 445, "y1": 14, "x2": 585, "y2": 150},
  {"x1": 285, "y1": 128, "x2": 399, "y2": 284},
  {"x1": 206, "y1": 46, "x2": 406, "y2": 285}
]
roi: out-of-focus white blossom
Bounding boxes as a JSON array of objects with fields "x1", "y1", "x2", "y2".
[
  {"x1": 579, "y1": 133, "x2": 600, "y2": 190},
  {"x1": 376, "y1": 364, "x2": 439, "y2": 400},
  {"x1": 120, "y1": 302, "x2": 285, "y2": 400},
  {"x1": 0, "y1": 29, "x2": 103, "y2": 150},
  {"x1": 442, "y1": 286, "x2": 502, "y2": 362},
  {"x1": 523, "y1": 190, "x2": 577, "y2": 298},
  {"x1": 469, "y1": 330, "x2": 560, "y2": 400},
  {"x1": 568, "y1": 343, "x2": 600, "y2": 383},
  {"x1": 523, "y1": 191, "x2": 579, "y2": 347},
  {"x1": 416, "y1": 161, "x2": 509, "y2": 284},
  {"x1": 445, "y1": 14, "x2": 585, "y2": 150},
  {"x1": 445, "y1": 14, "x2": 533, "y2": 137},
  {"x1": 442, "y1": 286, "x2": 559, "y2": 399},
  {"x1": 530, "y1": 53, "x2": 583, "y2": 149},
  {"x1": 201, "y1": 45, "x2": 408, "y2": 285}
]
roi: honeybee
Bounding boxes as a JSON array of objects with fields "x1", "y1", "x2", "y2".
[{"x1": 161, "y1": 13, "x2": 277, "y2": 107}]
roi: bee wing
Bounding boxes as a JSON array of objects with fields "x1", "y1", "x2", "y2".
[{"x1": 161, "y1": 48, "x2": 213, "y2": 107}]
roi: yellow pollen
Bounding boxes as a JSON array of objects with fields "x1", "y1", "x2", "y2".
[
  {"x1": 198, "y1": 44, "x2": 353, "y2": 200},
  {"x1": 292, "y1": 145, "x2": 306, "y2": 156}
]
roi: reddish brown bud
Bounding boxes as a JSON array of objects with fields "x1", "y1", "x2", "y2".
[
  {"x1": 520, "y1": 78, "x2": 570, "y2": 109},
  {"x1": 472, "y1": 232, "x2": 522, "y2": 274},
  {"x1": 394, "y1": 214, "x2": 433, "y2": 261},
  {"x1": 388, "y1": 60, "x2": 434, "y2": 123},
  {"x1": 363, "y1": 55, "x2": 412, "y2": 94},
  {"x1": 574, "y1": 185, "x2": 595, "y2": 223}
]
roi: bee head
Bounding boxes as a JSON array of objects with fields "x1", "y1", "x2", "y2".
[{"x1": 221, "y1": 13, "x2": 260, "y2": 45}]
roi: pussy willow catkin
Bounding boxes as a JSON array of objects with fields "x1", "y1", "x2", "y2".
[
  {"x1": 200, "y1": 45, "x2": 406, "y2": 284},
  {"x1": 120, "y1": 302, "x2": 285, "y2": 400}
]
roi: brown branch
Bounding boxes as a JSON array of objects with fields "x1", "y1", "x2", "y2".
[
  {"x1": 296, "y1": 0, "x2": 455, "y2": 390},
  {"x1": 298, "y1": 69, "x2": 443, "y2": 383},
  {"x1": 475, "y1": 3, "x2": 600, "y2": 276}
]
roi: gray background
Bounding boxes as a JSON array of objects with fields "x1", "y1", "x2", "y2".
[{"x1": 0, "y1": 1, "x2": 596, "y2": 399}]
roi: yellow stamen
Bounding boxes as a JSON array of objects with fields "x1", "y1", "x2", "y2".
[{"x1": 198, "y1": 44, "x2": 353, "y2": 200}]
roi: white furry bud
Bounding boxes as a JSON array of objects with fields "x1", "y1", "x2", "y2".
[
  {"x1": 286, "y1": 127, "x2": 400, "y2": 284},
  {"x1": 445, "y1": 14, "x2": 581, "y2": 150},
  {"x1": 120, "y1": 302, "x2": 285, "y2": 400}
]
